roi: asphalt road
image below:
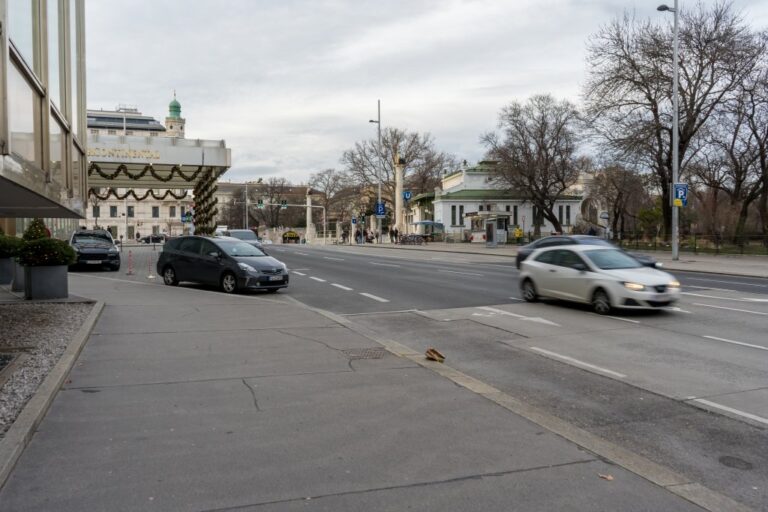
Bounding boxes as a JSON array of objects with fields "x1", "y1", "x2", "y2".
[{"x1": 80, "y1": 243, "x2": 768, "y2": 510}]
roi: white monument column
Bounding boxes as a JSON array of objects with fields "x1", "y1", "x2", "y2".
[
  {"x1": 395, "y1": 156, "x2": 404, "y2": 235},
  {"x1": 306, "y1": 189, "x2": 314, "y2": 243}
]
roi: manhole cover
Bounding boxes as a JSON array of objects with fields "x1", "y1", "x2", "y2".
[
  {"x1": 342, "y1": 348, "x2": 388, "y2": 360},
  {"x1": 719, "y1": 456, "x2": 753, "y2": 470}
]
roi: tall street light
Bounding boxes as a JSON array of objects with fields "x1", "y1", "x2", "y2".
[
  {"x1": 369, "y1": 100, "x2": 382, "y2": 241},
  {"x1": 658, "y1": 1, "x2": 680, "y2": 261}
]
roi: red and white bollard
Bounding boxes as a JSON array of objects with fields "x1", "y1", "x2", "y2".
[
  {"x1": 125, "y1": 250, "x2": 134, "y2": 275},
  {"x1": 147, "y1": 252, "x2": 156, "y2": 279}
]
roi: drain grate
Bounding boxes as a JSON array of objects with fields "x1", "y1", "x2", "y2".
[{"x1": 342, "y1": 348, "x2": 388, "y2": 360}]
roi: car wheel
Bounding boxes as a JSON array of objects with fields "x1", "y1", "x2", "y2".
[
  {"x1": 220, "y1": 272, "x2": 238, "y2": 294},
  {"x1": 521, "y1": 279, "x2": 538, "y2": 302},
  {"x1": 266, "y1": 288, "x2": 279, "y2": 294},
  {"x1": 592, "y1": 289, "x2": 611, "y2": 315},
  {"x1": 162, "y1": 266, "x2": 179, "y2": 286}
]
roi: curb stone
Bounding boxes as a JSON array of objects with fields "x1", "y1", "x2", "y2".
[{"x1": 0, "y1": 300, "x2": 104, "y2": 491}]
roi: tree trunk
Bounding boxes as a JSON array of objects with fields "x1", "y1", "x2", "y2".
[{"x1": 733, "y1": 201, "x2": 750, "y2": 245}]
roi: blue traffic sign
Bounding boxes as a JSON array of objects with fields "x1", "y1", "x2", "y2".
[
  {"x1": 673, "y1": 183, "x2": 688, "y2": 207},
  {"x1": 375, "y1": 201, "x2": 386, "y2": 218},
  {"x1": 403, "y1": 191, "x2": 412, "y2": 201},
  {"x1": 351, "y1": 218, "x2": 357, "y2": 224}
]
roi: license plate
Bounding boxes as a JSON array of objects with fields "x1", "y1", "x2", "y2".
[
  {"x1": 269, "y1": 275, "x2": 283, "y2": 281},
  {"x1": 86, "y1": 260, "x2": 102, "y2": 264}
]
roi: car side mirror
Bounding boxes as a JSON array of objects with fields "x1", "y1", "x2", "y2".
[
  {"x1": 573, "y1": 263, "x2": 587, "y2": 272},
  {"x1": 654, "y1": 262, "x2": 663, "y2": 268},
  {"x1": 208, "y1": 251, "x2": 221, "y2": 258}
]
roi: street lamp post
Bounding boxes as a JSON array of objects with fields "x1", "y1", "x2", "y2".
[
  {"x1": 658, "y1": 1, "x2": 679, "y2": 261},
  {"x1": 243, "y1": 182, "x2": 248, "y2": 230},
  {"x1": 369, "y1": 100, "x2": 382, "y2": 242}
]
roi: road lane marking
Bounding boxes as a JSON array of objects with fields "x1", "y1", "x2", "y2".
[
  {"x1": 687, "y1": 277, "x2": 768, "y2": 288},
  {"x1": 296, "y1": 252, "x2": 308, "y2": 256},
  {"x1": 605, "y1": 315, "x2": 641, "y2": 324},
  {"x1": 437, "y1": 269, "x2": 484, "y2": 277},
  {"x1": 369, "y1": 261, "x2": 401, "y2": 267},
  {"x1": 685, "y1": 285, "x2": 736, "y2": 292},
  {"x1": 529, "y1": 347, "x2": 627, "y2": 378},
  {"x1": 691, "y1": 399, "x2": 768, "y2": 426},
  {"x1": 664, "y1": 307, "x2": 691, "y2": 313},
  {"x1": 478, "y1": 306, "x2": 560, "y2": 326},
  {"x1": 692, "y1": 303, "x2": 768, "y2": 316},
  {"x1": 508, "y1": 297, "x2": 524, "y2": 301},
  {"x1": 682, "y1": 292, "x2": 760, "y2": 303},
  {"x1": 360, "y1": 292, "x2": 389, "y2": 303},
  {"x1": 324, "y1": 257, "x2": 345, "y2": 261},
  {"x1": 292, "y1": 271, "x2": 306, "y2": 276},
  {"x1": 702, "y1": 335, "x2": 768, "y2": 352},
  {"x1": 331, "y1": 283, "x2": 353, "y2": 291},
  {"x1": 309, "y1": 277, "x2": 326, "y2": 282}
]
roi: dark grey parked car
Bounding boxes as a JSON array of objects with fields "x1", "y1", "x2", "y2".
[
  {"x1": 69, "y1": 229, "x2": 121, "y2": 271},
  {"x1": 156, "y1": 236, "x2": 288, "y2": 293}
]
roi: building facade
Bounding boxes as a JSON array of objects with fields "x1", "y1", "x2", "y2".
[
  {"x1": 430, "y1": 161, "x2": 583, "y2": 241},
  {"x1": 85, "y1": 96, "x2": 230, "y2": 239},
  {"x1": 0, "y1": 0, "x2": 88, "y2": 238}
]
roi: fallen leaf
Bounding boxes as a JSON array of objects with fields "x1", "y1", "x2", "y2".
[{"x1": 598, "y1": 474, "x2": 614, "y2": 481}]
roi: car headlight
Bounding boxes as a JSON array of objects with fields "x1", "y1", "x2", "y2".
[
  {"x1": 238, "y1": 262, "x2": 256, "y2": 272},
  {"x1": 668, "y1": 280, "x2": 680, "y2": 288},
  {"x1": 108, "y1": 247, "x2": 119, "y2": 253},
  {"x1": 623, "y1": 282, "x2": 646, "y2": 291}
]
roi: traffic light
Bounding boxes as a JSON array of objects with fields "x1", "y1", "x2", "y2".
[
  {"x1": 280, "y1": 200, "x2": 288, "y2": 210},
  {"x1": 257, "y1": 199, "x2": 264, "y2": 209}
]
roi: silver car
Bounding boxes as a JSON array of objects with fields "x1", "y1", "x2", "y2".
[{"x1": 519, "y1": 245, "x2": 681, "y2": 314}]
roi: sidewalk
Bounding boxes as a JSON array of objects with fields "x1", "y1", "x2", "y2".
[
  {"x1": 352, "y1": 241, "x2": 768, "y2": 278},
  {"x1": 0, "y1": 275, "x2": 714, "y2": 511}
]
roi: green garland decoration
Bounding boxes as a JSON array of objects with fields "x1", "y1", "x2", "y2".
[
  {"x1": 88, "y1": 163, "x2": 204, "y2": 182},
  {"x1": 88, "y1": 188, "x2": 189, "y2": 201},
  {"x1": 192, "y1": 168, "x2": 219, "y2": 235}
]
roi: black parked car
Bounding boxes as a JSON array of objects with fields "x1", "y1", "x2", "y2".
[
  {"x1": 515, "y1": 235, "x2": 659, "y2": 269},
  {"x1": 69, "y1": 229, "x2": 121, "y2": 271},
  {"x1": 140, "y1": 234, "x2": 166, "y2": 244},
  {"x1": 156, "y1": 236, "x2": 289, "y2": 293}
]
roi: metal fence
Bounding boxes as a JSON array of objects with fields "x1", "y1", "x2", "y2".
[{"x1": 615, "y1": 234, "x2": 768, "y2": 256}]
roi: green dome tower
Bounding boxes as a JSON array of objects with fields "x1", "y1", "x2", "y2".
[{"x1": 165, "y1": 90, "x2": 186, "y2": 138}]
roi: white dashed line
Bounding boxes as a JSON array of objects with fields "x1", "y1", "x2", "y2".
[
  {"x1": 508, "y1": 297, "x2": 524, "y2": 301},
  {"x1": 370, "y1": 262, "x2": 401, "y2": 267},
  {"x1": 682, "y1": 292, "x2": 761, "y2": 303},
  {"x1": 685, "y1": 285, "x2": 736, "y2": 292},
  {"x1": 359, "y1": 292, "x2": 389, "y2": 303},
  {"x1": 324, "y1": 257, "x2": 345, "y2": 261},
  {"x1": 331, "y1": 283, "x2": 353, "y2": 291},
  {"x1": 309, "y1": 277, "x2": 326, "y2": 282},
  {"x1": 292, "y1": 271, "x2": 306, "y2": 276},
  {"x1": 477, "y1": 306, "x2": 560, "y2": 326},
  {"x1": 692, "y1": 399, "x2": 768, "y2": 426},
  {"x1": 296, "y1": 252, "x2": 308, "y2": 256},
  {"x1": 605, "y1": 315, "x2": 641, "y2": 324},
  {"x1": 437, "y1": 269, "x2": 484, "y2": 277},
  {"x1": 702, "y1": 335, "x2": 768, "y2": 352},
  {"x1": 687, "y1": 277, "x2": 768, "y2": 288},
  {"x1": 529, "y1": 347, "x2": 627, "y2": 378},
  {"x1": 692, "y1": 303, "x2": 768, "y2": 316}
]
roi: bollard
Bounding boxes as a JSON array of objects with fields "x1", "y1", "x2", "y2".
[
  {"x1": 147, "y1": 252, "x2": 156, "y2": 279},
  {"x1": 125, "y1": 250, "x2": 134, "y2": 275}
]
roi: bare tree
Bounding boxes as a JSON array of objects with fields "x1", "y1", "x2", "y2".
[
  {"x1": 590, "y1": 164, "x2": 650, "y2": 238},
  {"x1": 309, "y1": 168, "x2": 353, "y2": 225},
  {"x1": 584, "y1": 3, "x2": 765, "y2": 237},
  {"x1": 254, "y1": 177, "x2": 291, "y2": 228},
  {"x1": 481, "y1": 94, "x2": 583, "y2": 235},
  {"x1": 341, "y1": 128, "x2": 455, "y2": 207}
]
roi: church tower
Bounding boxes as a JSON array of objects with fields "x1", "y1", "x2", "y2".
[{"x1": 165, "y1": 91, "x2": 186, "y2": 138}]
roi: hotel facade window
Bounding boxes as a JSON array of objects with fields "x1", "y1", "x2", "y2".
[
  {"x1": 1, "y1": 0, "x2": 88, "y2": 237},
  {"x1": 152, "y1": 206, "x2": 159, "y2": 218},
  {"x1": 110, "y1": 206, "x2": 118, "y2": 218}
]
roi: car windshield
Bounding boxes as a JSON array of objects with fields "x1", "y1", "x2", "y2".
[
  {"x1": 584, "y1": 249, "x2": 642, "y2": 269},
  {"x1": 229, "y1": 231, "x2": 257, "y2": 240},
  {"x1": 73, "y1": 234, "x2": 111, "y2": 243},
  {"x1": 217, "y1": 241, "x2": 266, "y2": 257}
]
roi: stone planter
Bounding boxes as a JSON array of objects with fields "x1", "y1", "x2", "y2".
[
  {"x1": 11, "y1": 262, "x2": 25, "y2": 292},
  {"x1": 0, "y1": 257, "x2": 13, "y2": 285},
  {"x1": 23, "y1": 265, "x2": 69, "y2": 300}
]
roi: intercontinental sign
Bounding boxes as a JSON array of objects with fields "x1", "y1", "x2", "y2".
[{"x1": 87, "y1": 147, "x2": 161, "y2": 160}]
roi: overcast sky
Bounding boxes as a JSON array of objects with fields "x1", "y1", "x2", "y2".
[{"x1": 86, "y1": 0, "x2": 768, "y2": 184}]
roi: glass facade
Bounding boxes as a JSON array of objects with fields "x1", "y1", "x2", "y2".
[{"x1": 1, "y1": 0, "x2": 87, "y2": 236}]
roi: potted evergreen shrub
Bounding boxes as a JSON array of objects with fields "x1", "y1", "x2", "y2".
[
  {"x1": 17, "y1": 237, "x2": 76, "y2": 299},
  {"x1": 0, "y1": 233, "x2": 23, "y2": 284},
  {"x1": 11, "y1": 218, "x2": 50, "y2": 291}
]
